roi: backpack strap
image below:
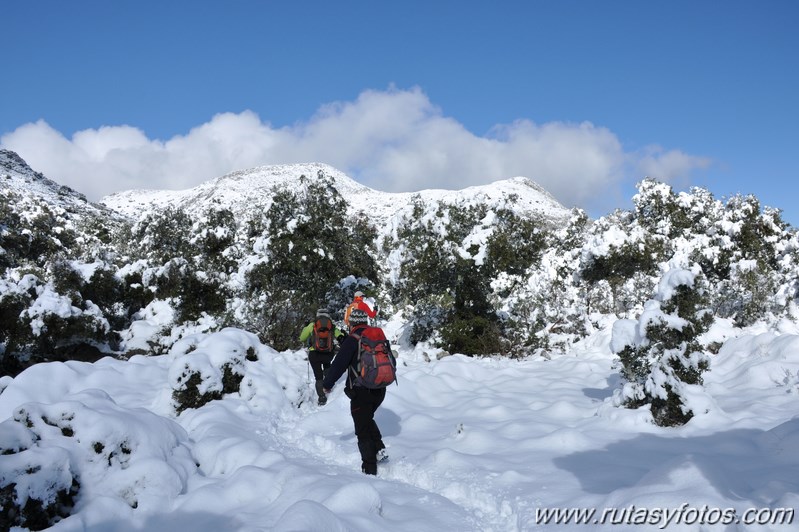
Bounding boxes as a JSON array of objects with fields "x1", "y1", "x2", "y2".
[{"x1": 346, "y1": 331, "x2": 365, "y2": 388}]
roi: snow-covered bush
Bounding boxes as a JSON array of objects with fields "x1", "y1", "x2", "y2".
[
  {"x1": 166, "y1": 328, "x2": 310, "y2": 413},
  {"x1": 243, "y1": 174, "x2": 379, "y2": 349},
  {"x1": 611, "y1": 267, "x2": 713, "y2": 426},
  {"x1": 1, "y1": 389, "x2": 195, "y2": 529},
  {"x1": 0, "y1": 418, "x2": 79, "y2": 530},
  {"x1": 0, "y1": 272, "x2": 112, "y2": 376},
  {"x1": 169, "y1": 328, "x2": 261, "y2": 413}
]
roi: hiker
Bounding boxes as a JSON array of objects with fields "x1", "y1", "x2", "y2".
[
  {"x1": 299, "y1": 308, "x2": 344, "y2": 405},
  {"x1": 343, "y1": 291, "x2": 378, "y2": 329},
  {"x1": 323, "y1": 308, "x2": 396, "y2": 475}
]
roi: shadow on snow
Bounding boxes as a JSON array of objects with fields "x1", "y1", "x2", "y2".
[{"x1": 553, "y1": 418, "x2": 799, "y2": 502}]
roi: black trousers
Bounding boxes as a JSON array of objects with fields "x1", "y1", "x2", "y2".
[
  {"x1": 346, "y1": 386, "x2": 386, "y2": 474},
  {"x1": 309, "y1": 351, "x2": 334, "y2": 401},
  {"x1": 308, "y1": 350, "x2": 334, "y2": 380}
]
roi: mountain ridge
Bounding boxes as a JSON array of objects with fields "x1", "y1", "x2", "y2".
[{"x1": 98, "y1": 161, "x2": 573, "y2": 226}]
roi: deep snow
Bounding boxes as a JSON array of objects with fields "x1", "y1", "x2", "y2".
[{"x1": 1, "y1": 313, "x2": 799, "y2": 531}]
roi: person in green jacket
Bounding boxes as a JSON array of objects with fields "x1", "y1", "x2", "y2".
[{"x1": 299, "y1": 308, "x2": 345, "y2": 405}]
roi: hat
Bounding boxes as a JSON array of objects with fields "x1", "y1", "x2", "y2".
[
  {"x1": 349, "y1": 308, "x2": 369, "y2": 326},
  {"x1": 317, "y1": 308, "x2": 330, "y2": 317},
  {"x1": 354, "y1": 291, "x2": 365, "y2": 298}
]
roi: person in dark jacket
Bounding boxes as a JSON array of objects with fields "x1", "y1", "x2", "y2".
[{"x1": 323, "y1": 308, "x2": 388, "y2": 475}]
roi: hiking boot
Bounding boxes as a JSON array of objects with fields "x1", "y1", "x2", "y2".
[
  {"x1": 361, "y1": 464, "x2": 377, "y2": 475},
  {"x1": 317, "y1": 395, "x2": 327, "y2": 406},
  {"x1": 376, "y1": 448, "x2": 389, "y2": 462}
]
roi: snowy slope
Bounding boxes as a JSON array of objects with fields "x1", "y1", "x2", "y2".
[
  {"x1": 1, "y1": 320, "x2": 798, "y2": 531},
  {"x1": 0, "y1": 149, "x2": 115, "y2": 221},
  {"x1": 100, "y1": 162, "x2": 572, "y2": 227}
]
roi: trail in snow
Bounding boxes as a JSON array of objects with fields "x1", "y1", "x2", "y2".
[
  {"x1": 272, "y1": 398, "x2": 517, "y2": 532},
  {"x1": 267, "y1": 343, "x2": 619, "y2": 531}
]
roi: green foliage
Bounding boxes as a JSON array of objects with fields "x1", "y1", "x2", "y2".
[
  {"x1": 394, "y1": 201, "x2": 492, "y2": 347},
  {"x1": 727, "y1": 195, "x2": 781, "y2": 267},
  {"x1": 50, "y1": 259, "x2": 84, "y2": 299},
  {"x1": 0, "y1": 290, "x2": 35, "y2": 376},
  {"x1": 0, "y1": 190, "x2": 81, "y2": 269},
  {"x1": 408, "y1": 294, "x2": 451, "y2": 346},
  {"x1": 148, "y1": 258, "x2": 227, "y2": 323},
  {"x1": 246, "y1": 172, "x2": 379, "y2": 348},
  {"x1": 244, "y1": 288, "x2": 304, "y2": 350},
  {"x1": 178, "y1": 272, "x2": 228, "y2": 323},
  {"x1": 634, "y1": 179, "x2": 694, "y2": 238},
  {"x1": 393, "y1": 198, "x2": 465, "y2": 303},
  {"x1": 580, "y1": 238, "x2": 660, "y2": 316},
  {"x1": 194, "y1": 207, "x2": 239, "y2": 273},
  {"x1": 437, "y1": 257, "x2": 503, "y2": 355},
  {"x1": 31, "y1": 307, "x2": 110, "y2": 356},
  {"x1": 132, "y1": 206, "x2": 194, "y2": 263},
  {"x1": 484, "y1": 210, "x2": 547, "y2": 277},
  {"x1": 616, "y1": 274, "x2": 712, "y2": 427},
  {"x1": 440, "y1": 315, "x2": 505, "y2": 356},
  {"x1": 581, "y1": 241, "x2": 658, "y2": 288},
  {"x1": 650, "y1": 383, "x2": 694, "y2": 427}
]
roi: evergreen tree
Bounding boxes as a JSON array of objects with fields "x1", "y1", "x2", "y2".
[
  {"x1": 244, "y1": 171, "x2": 378, "y2": 349},
  {"x1": 613, "y1": 267, "x2": 712, "y2": 426}
]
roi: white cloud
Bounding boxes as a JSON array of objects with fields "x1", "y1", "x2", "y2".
[
  {"x1": 0, "y1": 87, "x2": 711, "y2": 215},
  {"x1": 635, "y1": 145, "x2": 713, "y2": 188}
]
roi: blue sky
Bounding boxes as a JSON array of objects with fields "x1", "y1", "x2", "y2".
[{"x1": 2, "y1": 0, "x2": 797, "y2": 225}]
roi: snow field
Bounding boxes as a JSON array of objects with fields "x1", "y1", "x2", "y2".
[{"x1": 0, "y1": 325, "x2": 798, "y2": 531}]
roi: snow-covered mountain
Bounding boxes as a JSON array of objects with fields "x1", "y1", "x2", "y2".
[
  {"x1": 0, "y1": 149, "x2": 118, "y2": 222},
  {"x1": 100, "y1": 162, "x2": 572, "y2": 227}
]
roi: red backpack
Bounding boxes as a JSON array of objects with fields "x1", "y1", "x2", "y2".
[
  {"x1": 312, "y1": 316, "x2": 334, "y2": 352},
  {"x1": 351, "y1": 327, "x2": 397, "y2": 389}
]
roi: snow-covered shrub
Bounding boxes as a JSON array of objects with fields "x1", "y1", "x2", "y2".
[
  {"x1": 21, "y1": 283, "x2": 111, "y2": 350},
  {"x1": 81, "y1": 264, "x2": 129, "y2": 334},
  {"x1": 579, "y1": 212, "x2": 660, "y2": 316},
  {"x1": 0, "y1": 191, "x2": 78, "y2": 270},
  {"x1": 439, "y1": 257, "x2": 504, "y2": 355},
  {"x1": 0, "y1": 443, "x2": 80, "y2": 531},
  {"x1": 0, "y1": 272, "x2": 111, "y2": 376},
  {"x1": 484, "y1": 209, "x2": 547, "y2": 278},
  {"x1": 612, "y1": 267, "x2": 712, "y2": 426},
  {"x1": 387, "y1": 200, "x2": 524, "y2": 354},
  {"x1": 715, "y1": 259, "x2": 777, "y2": 327},
  {"x1": 243, "y1": 174, "x2": 379, "y2": 349},
  {"x1": 169, "y1": 328, "x2": 262, "y2": 413},
  {"x1": 1, "y1": 389, "x2": 195, "y2": 528},
  {"x1": 192, "y1": 207, "x2": 239, "y2": 273},
  {"x1": 0, "y1": 416, "x2": 79, "y2": 530},
  {"x1": 130, "y1": 206, "x2": 194, "y2": 264}
]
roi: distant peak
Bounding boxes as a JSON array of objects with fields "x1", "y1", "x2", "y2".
[{"x1": 0, "y1": 149, "x2": 36, "y2": 176}]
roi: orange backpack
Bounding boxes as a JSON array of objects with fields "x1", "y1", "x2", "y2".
[
  {"x1": 312, "y1": 316, "x2": 334, "y2": 352},
  {"x1": 351, "y1": 327, "x2": 397, "y2": 388}
]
